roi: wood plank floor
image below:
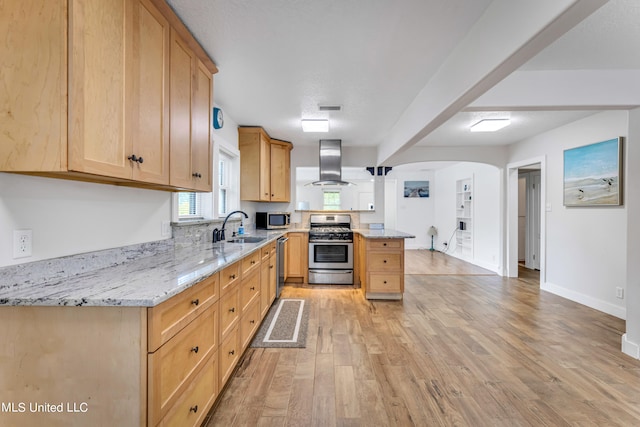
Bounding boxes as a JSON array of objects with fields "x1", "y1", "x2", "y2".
[{"x1": 204, "y1": 251, "x2": 640, "y2": 426}]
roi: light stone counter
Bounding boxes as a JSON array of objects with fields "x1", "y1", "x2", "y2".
[
  {"x1": 0, "y1": 231, "x2": 285, "y2": 307},
  {"x1": 354, "y1": 228, "x2": 415, "y2": 239}
]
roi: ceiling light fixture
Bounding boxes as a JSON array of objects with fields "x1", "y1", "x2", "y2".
[
  {"x1": 301, "y1": 119, "x2": 329, "y2": 132},
  {"x1": 470, "y1": 118, "x2": 511, "y2": 132}
]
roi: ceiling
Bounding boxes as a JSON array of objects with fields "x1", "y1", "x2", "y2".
[{"x1": 166, "y1": 0, "x2": 640, "y2": 162}]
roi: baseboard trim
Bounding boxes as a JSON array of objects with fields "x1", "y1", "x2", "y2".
[
  {"x1": 541, "y1": 281, "x2": 626, "y2": 319},
  {"x1": 622, "y1": 334, "x2": 640, "y2": 359}
]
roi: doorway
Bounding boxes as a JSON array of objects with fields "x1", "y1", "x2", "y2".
[{"x1": 506, "y1": 157, "x2": 546, "y2": 283}]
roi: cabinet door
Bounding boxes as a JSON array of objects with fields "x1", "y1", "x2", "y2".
[
  {"x1": 239, "y1": 129, "x2": 271, "y2": 201},
  {"x1": 69, "y1": 0, "x2": 132, "y2": 178},
  {"x1": 286, "y1": 233, "x2": 307, "y2": 280},
  {"x1": 191, "y1": 59, "x2": 212, "y2": 191},
  {"x1": 130, "y1": 0, "x2": 170, "y2": 184},
  {"x1": 169, "y1": 28, "x2": 195, "y2": 189},
  {"x1": 269, "y1": 252, "x2": 277, "y2": 302},
  {"x1": 260, "y1": 258, "x2": 271, "y2": 318},
  {"x1": 270, "y1": 141, "x2": 290, "y2": 202},
  {"x1": 0, "y1": 0, "x2": 67, "y2": 172}
]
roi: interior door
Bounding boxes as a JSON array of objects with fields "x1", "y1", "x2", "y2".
[{"x1": 526, "y1": 171, "x2": 541, "y2": 270}]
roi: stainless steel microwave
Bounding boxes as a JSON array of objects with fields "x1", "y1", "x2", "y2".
[{"x1": 256, "y1": 212, "x2": 290, "y2": 229}]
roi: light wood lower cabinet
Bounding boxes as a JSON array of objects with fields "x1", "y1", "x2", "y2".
[
  {"x1": 0, "y1": 245, "x2": 277, "y2": 426},
  {"x1": 285, "y1": 232, "x2": 308, "y2": 283},
  {"x1": 260, "y1": 242, "x2": 277, "y2": 318},
  {"x1": 159, "y1": 350, "x2": 217, "y2": 427},
  {"x1": 362, "y1": 238, "x2": 405, "y2": 300},
  {"x1": 148, "y1": 302, "x2": 219, "y2": 426}
]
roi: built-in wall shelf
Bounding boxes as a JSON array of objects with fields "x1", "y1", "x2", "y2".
[{"x1": 456, "y1": 177, "x2": 473, "y2": 260}]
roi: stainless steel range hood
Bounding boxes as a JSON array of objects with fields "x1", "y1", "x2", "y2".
[{"x1": 311, "y1": 139, "x2": 353, "y2": 186}]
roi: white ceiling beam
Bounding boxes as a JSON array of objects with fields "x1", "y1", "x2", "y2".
[
  {"x1": 376, "y1": 0, "x2": 610, "y2": 166},
  {"x1": 467, "y1": 69, "x2": 640, "y2": 111}
]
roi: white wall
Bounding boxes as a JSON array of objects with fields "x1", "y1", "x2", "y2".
[
  {"x1": 434, "y1": 162, "x2": 501, "y2": 272},
  {"x1": 509, "y1": 110, "x2": 628, "y2": 319},
  {"x1": 386, "y1": 166, "x2": 435, "y2": 249},
  {"x1": 0, "y1": 173, "x2": 171, "y2": 267}
]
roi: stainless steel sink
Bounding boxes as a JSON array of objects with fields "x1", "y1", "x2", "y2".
[{"x1": 226, "y1": 236, "x2": 265, "y2": 244}]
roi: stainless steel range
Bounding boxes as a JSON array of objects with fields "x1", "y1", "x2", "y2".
[{"x1": 308, "y1": 214, "x2": 353, "y2": 285}]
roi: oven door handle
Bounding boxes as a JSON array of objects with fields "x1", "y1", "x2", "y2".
[{"x1": 309, "y1": 240, "x2": 353, "y2": 243}]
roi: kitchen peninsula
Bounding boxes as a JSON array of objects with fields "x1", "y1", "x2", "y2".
[{"x1": 0, "y1": 231, "x2": 283, "y2": 427}]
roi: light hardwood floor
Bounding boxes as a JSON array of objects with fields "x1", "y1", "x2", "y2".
[{"x1": 204, "y1": 251, "x2": 640, "y2": 426}]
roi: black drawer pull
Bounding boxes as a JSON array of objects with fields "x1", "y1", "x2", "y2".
[
  {"x1": 229, "y1": 349, "x2": 235, "y2": 356},
  {"x1": 383, "y1": 260, "x2": 387, "y2": 263},
  {"x1": 191, "y1": 298, "x2": 199, "y2": 306},
  {"x1": 250, "y1": 286, "x2": 255, "y2": 291},
  {"x1": 191, "y1": 346, "x2": 199, "y2": 354},
  {"x1": 230, "y1": 274, "x2": 236, "y2": 279},
  {"x1": 190, "y1": 405, "x2": 198, "y2": 413},
  {"x1": 229, "y1": 307, "x2": 235, "y2": 313},
  {"x1": 250, "y1": 319, "x2": 255, "y2": 324}
]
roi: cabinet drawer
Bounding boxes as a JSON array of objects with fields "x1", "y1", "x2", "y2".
[
  {"x1": 148, "y1": 304, "x2": 218, "y2": 425},
  {"x1": 219, "y1": 325, "x2": 240, "y2": 387},
  {"x1": 160, "y1": 351, "x2": 218, "y2": 427},
  {"x1": 240, "y1": 298, "x2": 261, "y2": 351},
  {"x1": 368, "y1": 274, "x2": 402, "y2": 293},
  {"x1": 261, "y1": 242, "x2": 276, "y2": 260},
  {"x1": 367, "y1": 239, "x2": 403, "y2": 250},
  {"x1": 219, "y1": 286, "x2": 240, "y2": 340},
  {"x1": 240, "y1": 269, "x2": 260, "y2": 312},
  {"x1": 242, "y1": 250, "x2": 261, "y2": 276},
  {"x1": 220, "y1": 261, "x2": 240, "y2": 294},
  {"x1": 148, "y1": 273, "x2": 219, "y2": 351},
  {"x1": 368, "y1": 252, "x2": 403, "y2": 271}
]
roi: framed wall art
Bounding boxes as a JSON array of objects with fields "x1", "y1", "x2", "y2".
[
  {"x1": 404, "y1": 181, "x2": 429, "y2": 198},
  {"x1": 563, "y1": 137, "x2": 623, "y2": 206}
]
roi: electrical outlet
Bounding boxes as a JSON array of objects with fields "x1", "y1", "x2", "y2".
[
  {"x1": 161, "y1": 221, "x2": 172, "y2": 238},
  {"x1": 616, "y1": 287, "x2": 624, "y2": 299},
  {"x1": 13, "y1": 229, "x2": 33, "y2": 259}
]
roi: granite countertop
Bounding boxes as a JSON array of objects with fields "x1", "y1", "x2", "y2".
[
  {"x1": 288, "y1": 227, "x2": 414, "y2": 239},
  {"x1": 354, "y1": 228, "x2": 415, "y2": 239},
  {"x1": 0, "y1": 231, "x2": 285, "y2": 308}
]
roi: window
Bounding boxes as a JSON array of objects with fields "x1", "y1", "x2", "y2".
[
  {"x1": 178, "y1": 192, "x2": 200, "y2": 219},
  {"x1": 323, "y1": 190, "x2": 341, "y2": 210},
  {"x1": 218, "y1": 150, "x2": 233, "y2": 217}
]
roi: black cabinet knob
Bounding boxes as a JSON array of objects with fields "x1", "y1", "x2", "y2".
[
  {"x1": 191, "y1": 298, "x2": 199, "y2": 306},
  {"x1": 192, "y1": 172, "x2": 202, "y2": 178},
  {"x1": 191, "y1": 346, "x2": 199, "y2": 353},
  {"x1": 190, "y1": 405, "x2": 198, "y2": 413}
]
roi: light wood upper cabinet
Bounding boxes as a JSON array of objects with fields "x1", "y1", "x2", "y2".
[
  {"x1": 169, "y1": 31, "x2": 213, "y2": 192},
  {"x1": 131, "y1": 0, "x2": 170, "y2": 184},
  {"x1": 0, "y1": 0, "x2": 215, "y2": 191},
  {"x1": 270, "y1": 140, "x2": 291, "y2": 202},
  {"x1": 69, "y1": 0, "x2": 131, "y2": 179},
  {"x1": 239, "y1": 127, "x2": 271, "y2": 201},
  {"x1": 169, "y1": 30, "x2": 195, "y2": 189},
  {"x1": 238, "y1": 127, "x2": 292, "y2": 202},
  {"x1": 0, "y1": 0, "x2": 67, "y2": 172},
  {"x1": 191, "y1": 59, "x2": 213, "y2": 192}
]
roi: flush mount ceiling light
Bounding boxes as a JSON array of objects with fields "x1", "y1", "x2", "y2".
[
  {"x1": 301, "y1": 119, "x2": 329, "y2": 132},
  {"x1": 470, "y1": 118, "x2": 511, "y2": 132}
]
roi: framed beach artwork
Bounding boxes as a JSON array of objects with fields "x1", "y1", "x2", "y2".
[
  {"x1": 563, "y1": 137, "x2": 623, "y2": 206},
  {"x1": 404, "y1": 181, "x2": 429, "y2": 198}
]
